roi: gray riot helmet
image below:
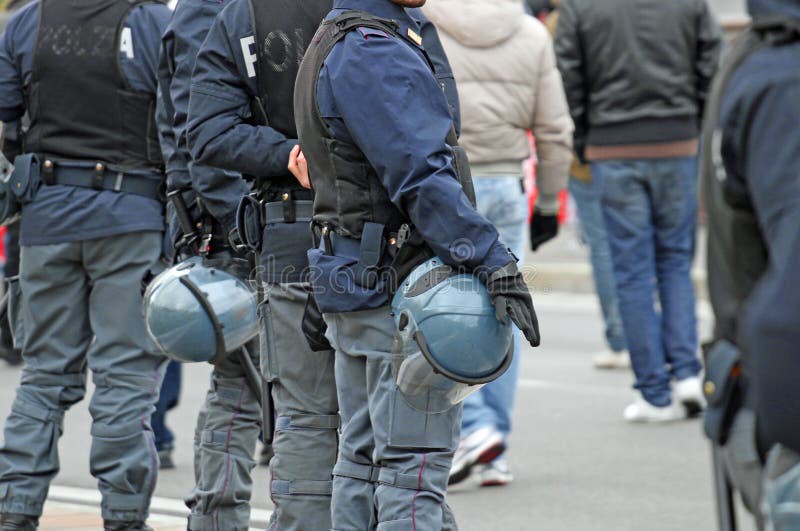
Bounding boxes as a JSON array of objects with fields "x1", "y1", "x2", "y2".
[
  {"x1": 391, "y1": 257, "x2": 513, "y2": 413},
  {"x1": 143, "y1": 256, "x2": 258, "y2": 363}
]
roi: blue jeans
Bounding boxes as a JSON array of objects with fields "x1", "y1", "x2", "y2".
[
  {"x1": 594, "y1": 158, "x2": 702, "y2": 407},
  {"x1": 152, "y1": 360, "x2": 181, "y2": 451},
  {"x1": 568, "y1": 176, "x2": 627, "y2": 353},
  {"x1": 461, "y1": 176, "x2": 526, "y2": 442}
]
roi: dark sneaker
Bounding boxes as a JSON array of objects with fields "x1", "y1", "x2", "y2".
[
  {"x1": 0, "y1": 346, "x2": 22, "y2": 367},
  {"x1": 0, "y1": 513, "x2": 38, "y2": 531},
  {"x1": 103, "y1": 521, "x2": 153, "y2": 531},
  {"x1": 448, "y1": 426, "x2": 505, "y2": 486},
  {"x1": 158, "y1": 448, "x2": 174, "y2": 470}
]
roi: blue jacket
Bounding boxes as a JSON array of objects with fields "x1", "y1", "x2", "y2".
[
  {"x1": 307, "y1": 0, "x2": 512, "y2": 312},
  {"x1": 186, "y1": 2, "x2": 458, "y2": 189},
  {"x1": 734, "y1": 0, "x2": 800, "y2": 453},
  {"x1": 0, "y1": 1, "x2": 170, "y2": 246},
  {"x1": 187, "y1": 0, "x2": 461, "y2": 286},
  {"x1": 187, "y1": 0, "x2": 294, "y2": 209},
  {"x1": 157, "y1": 0, "x2": 240, "y2": 257}
]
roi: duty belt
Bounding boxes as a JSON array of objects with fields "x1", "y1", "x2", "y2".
[
  {"x1": 236, "y1": 195, "x2": 314, "y2": 252},
  {"x1": 40, "y1": 159, "x2": 163, "y2": 201},
  {"x1": 262, "y1": 197, "x2": 313, "y2": 225}
]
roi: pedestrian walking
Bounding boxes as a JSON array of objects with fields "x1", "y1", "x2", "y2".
[
  {"x1": 423, "y1": 0, "x2": 573, "y2": 487},
  {"x1": 294, "y1": 0, "x2": 540, "y2": 527},
  {"x1": 150, "y1": 361, "x2": 180, "y2": 469},
  {"x1": 545, "y1": 1, "x2": 630, "y2": 370},
  {"x1": 555, "y1": 0, "x2": 722, "y2": 422},
  {"x1": 155, "y1": 1, "x2": 262, "y2": 528},
  {"x1": 0, "y1": 0, "x2": 171, "y2": 529}
]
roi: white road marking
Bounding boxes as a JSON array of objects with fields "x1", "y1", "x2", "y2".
[{"x1": 48, "y1": 485, "x2": 273, "y2": 528}]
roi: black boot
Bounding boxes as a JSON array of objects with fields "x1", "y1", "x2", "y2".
[
  {"x1": 103, "y1": 521, "x2": 153, "y2": 531},
  {"x1": 0, "y1": 513, "x2": 38, "y2": 531}
]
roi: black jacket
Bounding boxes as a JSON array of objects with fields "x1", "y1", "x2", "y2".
[{"x1": 554, "y1": 0, "x2": 722, "y2": 155}]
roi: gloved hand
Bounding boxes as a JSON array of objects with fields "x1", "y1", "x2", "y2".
[
  {"x1": 529, "y1": 212, "x2": 559, "y2": 251},
  {"x1": 486, "y1": 262, "x2": 540, "y2": 347}
]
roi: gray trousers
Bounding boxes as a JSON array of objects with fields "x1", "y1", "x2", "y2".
[
  {"x1": 186, "y1": 339, "x2": 261, "y2": 531},
  {"x1": 0, "y1": 232, "x2": 167, "y2": 522},
  {"x1": 261, "y1": 283, "x2": 338, "y2": 531},
  {"x1": 325, "y1": 306, "x2": 461, "y2": 531}
]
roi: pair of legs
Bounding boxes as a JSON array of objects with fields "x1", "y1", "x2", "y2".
[
  {"x1": 0, "y1": 232, "x2": 166, "y2": 524},
  {"x1": 568, "y1": 174, "x2": 627, "y2": 354},
  {"x1": 261, "y1": 283, "x2": 339, "y2": 531},
  {"x1": 326, "y1": 307, "x2": 460, "y2": 530},
  {"x1": 152, "y1": 361, "x2": 181, "y2": 458},
  {"x1": 593, "y1": 157, "x2": 702, "y2": 406},
  {"x1": 460, "y1": 176, "x2": 525, "y2": 444},
  {"x1": 186, "y1": 339, "x2": 260, "y2": 531}
]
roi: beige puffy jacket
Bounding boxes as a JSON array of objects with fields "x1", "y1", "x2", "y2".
[{"x1": 424, "y1": 0, "x2": 573, "y2": 205}]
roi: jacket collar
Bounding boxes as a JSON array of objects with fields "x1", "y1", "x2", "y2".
[{"x1": 332, "y1": 0, "x2": 417, "y2": 30}]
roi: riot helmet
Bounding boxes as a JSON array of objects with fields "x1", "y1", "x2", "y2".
[
  {"x1": 143, "y1": 257, "x2": 258, "y2": 363},
  {"x1": 391, "y1": 257, "x2": 513, "y2": 413}
]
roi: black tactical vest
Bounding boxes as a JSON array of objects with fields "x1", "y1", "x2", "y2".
[
  {"x1": 294, "y1": 12, "x2": 427, "y2": 239},
  {"x1": 247, "y1": 0, "x2": 330, "y2": 194},
  {"x1": 25, "y1": 0, "x2": 163, "y2": 169},
  {"x1": 701, "y1": 18, "x2": 800, "y2": 344}
]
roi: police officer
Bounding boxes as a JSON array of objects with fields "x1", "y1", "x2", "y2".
[
  {"x1": 0, "y1": 0, "x2": 34, "y2": 368},
  {"x1": 293, "y1": 0, "x2": 540, "y2": 528},
  {"x1": 186, "y1": 2, "x2": 336, "y2": 528},
  {"x1": 0, "y1": 120, "x2": 22, "y2": 367},
  {"x1": 156, "y1": 1, "x2": 262, "y2": 529},
  {"x1": 701, "y1": 1, "x2": 800, "y2": 528},
  {"x1": 0, "y1": 0, "x2": 171, "y2": 529},
  {"x1": 187, "y1": 2, "x2": 461, "y2": 528}
]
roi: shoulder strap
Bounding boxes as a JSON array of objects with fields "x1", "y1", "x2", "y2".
[{"x1": 247, "y1": 0, "x2": 269, "y2": 126}]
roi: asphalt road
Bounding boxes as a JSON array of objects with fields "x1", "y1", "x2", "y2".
[{"x1": 0, "y1": 292, "x2": 758, "y2": 530}]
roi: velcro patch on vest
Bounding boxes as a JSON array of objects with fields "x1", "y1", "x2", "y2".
[{"x1": 357, "y1": 27, "x2": 389, "y2": 40}]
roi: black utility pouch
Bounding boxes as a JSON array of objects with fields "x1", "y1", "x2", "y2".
[
  {"x1": 703, "y1": 339, "x2": 744, "y2": 445},
  {"x1": 9, "y1": 153, "x2": 42, "y2": 204},
  {"x1": 301, "y1": 288, "x2": 332, "y2": 352}
]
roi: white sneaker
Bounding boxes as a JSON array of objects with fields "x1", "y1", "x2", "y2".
[
  {"x1": 448, "y1": 426, "x2": 505, "y2": 486},
  {"x1": 674, "y1": 376, "x2": 706, "y2": 418},
  {"x1": 593, "y1": 350, "x2": 631, "y2": 370},
  {"x1": 623, "y1": 397, "x2": 683, "y2": 423},
  {"x1": 478, "y1": 458, "x2": 514, "y2": 487}
]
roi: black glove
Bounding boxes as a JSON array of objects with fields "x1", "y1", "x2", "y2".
[
  {"x1": 529, "y1": 212, "x2": 559, "y2": 251},
  {"x1": 486, "y1": 263, "x2": 540, "y2": 347}
]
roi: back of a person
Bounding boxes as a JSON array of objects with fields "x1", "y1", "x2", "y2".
[
  {"x1": 424, "y1": 0, "x2": 573, "y2": 489},
  {"x1": 424, "y1": 0, "x2": 562, "y2": 166},
  {"x1": 555, "y1": 0, "x2": 721, "y2": 423},
  {"x1": 0, "y1": 1, "x2": 171, "y2": 529},
  {"x1": 557, "y1": 0, "x2": 720, "y2": 157},
  {"x1": 576, "y1": 0, "x2": 704, "y2": 128}
]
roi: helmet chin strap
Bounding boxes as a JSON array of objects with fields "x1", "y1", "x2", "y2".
[{"x1": 390, "y1": 0, "x2": 426, "y2": 6}]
